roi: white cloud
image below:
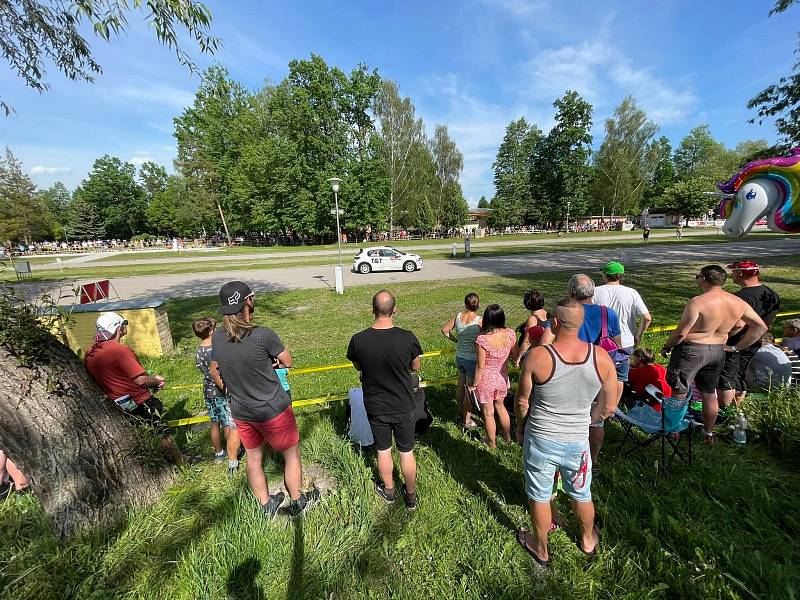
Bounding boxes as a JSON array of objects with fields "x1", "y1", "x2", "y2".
[
  {"x1": 483, "y1": 0, "x2": 548, "y2": 18},
  {"x1": 525, "y1": 38, "x2": 696, "y2": 124},
  {"x1": 112, "y1": 82, "x2": 195, "y2": 109},
  {"x1": 130, "y1": 151, "x2": 155, "y2": 166},
  {"x1": 30, "y1": 166, "x2": 72, "y2": 175}
]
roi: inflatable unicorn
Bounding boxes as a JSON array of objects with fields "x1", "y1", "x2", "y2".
[{"x1": 717, "y1": 147, "x2": 800, "y2": 237}]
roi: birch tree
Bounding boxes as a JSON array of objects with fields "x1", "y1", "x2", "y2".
[{"x1": 374, "y1": 80, "x2": 425, "y2": 236}]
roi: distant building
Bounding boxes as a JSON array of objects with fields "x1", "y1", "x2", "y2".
[
  {"x1": 642, "y1": 207, "x2": 683, "y2": 228},
  {"x1": 466, "y1": 208, "x2": 490, "y2": 237}
]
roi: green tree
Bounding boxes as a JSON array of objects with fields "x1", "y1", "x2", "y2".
[
  {"x1": 174, "y1": 65, "x2": 250, "y2": 242},
  {"x1": 748, "y1": 1, "x2": 800, "y2": 147},
  {"x1": 591, "y1": 96, "x2": 659, "y2": 216},
  {"x1": 733, "y1": 139, "x2": 771, "y2": 165},
  {"x1": 0, "y1": 147, "x2": 52, "y2": 243},
  {"x1": 673, "y1": 125, "x2": 719, "y2": 181},
  {"x1": 398, "y1": 141, "x2": 439, "y2": 232},
  {"x1": 138, "y1": 162, "x2": 168, "y2": 204},
  {"x1": 38, "y1": 181, "x2": 72, "y2": 239},
  {"x1": 147, "y1": 175, "x2": 209, "y2": 236},
  {"x1": 477, "y1": 196, "x2": 489, "y2": 208},
  {"x1": 643, "y1": 136, "x2": 675, "y2": 207},
  {"x1": 536, "y1": 91, "x2": 593, "y2": 225},
  {"x1": 73, "y1": 155, "x2": 145, "y2": 238},
  {"x1": 493, "y1": 118, "x2": 537, "y2": 226},
  {"x1": 241, "y1": 56, "x2": 382, "y2": 240},
  {"x1": 429, "y1": 124, "x2": 464, "y2": 227},
  {"x1": 66, "y1": 196, "x2": 105, "y2": 241},
  {"x1": 661, "y1": 179, "x2": 709, "y2": 219},
  {"x1": 374, "y1": 80, "x2": 425, "y2": 235},
  {"x1": 439, "y1": 181, "x2": 469, "y2": 231},
  {"x1": 1, "y1": 0, "x2": 219, "y2": 115}
]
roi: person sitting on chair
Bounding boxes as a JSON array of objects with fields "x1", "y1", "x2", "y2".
[{"x1": 628, "y1": 348, "x2": 672, "y2": 399}]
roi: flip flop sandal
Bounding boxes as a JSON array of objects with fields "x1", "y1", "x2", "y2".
[
  {"x1": 577, "y1": 525, "x2": 601, "y2": 559},
  {"x1": 516, "y1": 529, "x2": 550, "y2": 568}
]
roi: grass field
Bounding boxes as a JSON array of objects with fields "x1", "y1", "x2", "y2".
[
  {"x1": 3, "y1": 232, "x2": 791, "y2": 283},
  {"x1": 1, "y1": 256, "x2": 799, "y2": 599}
]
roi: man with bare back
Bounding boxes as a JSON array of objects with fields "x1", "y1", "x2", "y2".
[{"x1": 660, "y1": 265, "x2": 767, "y2": 444}]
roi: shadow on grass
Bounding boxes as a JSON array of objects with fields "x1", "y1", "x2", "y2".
[
  {"x1": 421, "y1": 386, "x2": 525, "y2": 532},
  {"x1": 227, "y1": 557, "x2": 266, "y2": 600}
]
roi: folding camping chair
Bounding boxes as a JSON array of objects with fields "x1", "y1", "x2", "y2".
[{"x1": 614, "y1": 384, "x2": 693, "y2": 473}]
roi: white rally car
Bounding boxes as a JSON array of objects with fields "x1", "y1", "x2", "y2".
[{"x1": 352, "y1": 246, "x2": 423, "y2": 274}]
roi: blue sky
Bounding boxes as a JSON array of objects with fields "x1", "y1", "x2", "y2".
[{"x1": 0, "y1": 0, "x2": 797, "y2": 205}]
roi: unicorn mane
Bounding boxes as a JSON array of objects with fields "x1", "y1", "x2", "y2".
[{"x1": 717, "y1": 147, "x2": 800, "y2": 233}]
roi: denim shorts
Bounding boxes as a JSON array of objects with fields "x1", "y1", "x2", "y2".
[
  {"x1": 456, "y1": 356, "x2": 477, "y2": 380},
  {"x1": 523, "y1": 434, "x2": 592, "y2": 503},
  {"x1": 614, "y1": 347, "x2": 634, "y2": 382},
  {"x1": 204, "y1": 396, "x2": 236, "y2": 429}
]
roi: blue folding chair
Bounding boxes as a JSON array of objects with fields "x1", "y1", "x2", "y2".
[{"x1": 614, "y1": 384, "x2": 693, "y2": 473}]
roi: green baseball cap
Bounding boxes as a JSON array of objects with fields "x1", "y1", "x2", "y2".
[{"x1": 602, "y1": 261, "x2": 625, "y2": 275}]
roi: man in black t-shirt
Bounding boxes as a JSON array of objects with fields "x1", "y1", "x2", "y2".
[
  {"x1": 347, "y1": 290, "x2": 422, "y2": 510},
  {"x1": 717, "y1": 261, "x2": 781, "y2": 406}
]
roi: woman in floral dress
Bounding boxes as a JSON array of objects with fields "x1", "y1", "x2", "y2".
[{"x1": 472, "y1": 304, "x2": 518, "y2": 448}]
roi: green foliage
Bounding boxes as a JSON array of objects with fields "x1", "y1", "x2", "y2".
[
  {"x1": 0, "y1": 0, "x2": 219, "y2": 115},
  {"x1": 661, "y1": 178, "x2": 711, "y2": 219},
  {"x1": 147, "y1": 175, "x2": 209, "y2": 237},
  {"x1": 138, "y1": 161, "x2": 168, "y2": 203},
  {"x1": 642, "y1": 136, "x2": 675, "y2": 208},
  {"x1": 0, "y1": 147, "x2": 53, "y2": 244},
  {"x1": 374, "y1": 80, "x2": 426, "y2": 233},
  {"x1": 535, "y1": 90, "x2": 594, "y2": 224},
  {"x1": 73, "y1": 155, "x2": 146, "y2": 238},
  {"x1": 590, "y1": 96, "x2": 659, "y2": 216},
  {"x1": 477, "y1": 196, "x2": 489, "y2": 208},
  {"x1": 0, "y1": 287, "x2": 69, "y2": 366},
  {"x1": 429, "y1": 124, "x2": 465, "y2": 227},
  {"x1": 174, "y1": 65, "x2": 250, "y2": 238},
  {"x1": 2, "y1": 257, "x2": 800, "y2": 598},
  {"x1": 492, "y1": 118, "x2": 537, "y2": 226},
  {"x1": 66, "y1": 196, "x2": 106, "y2": 241},
  {"x1": 743, "y1": 386, "x2": 800, "y2": 457}
]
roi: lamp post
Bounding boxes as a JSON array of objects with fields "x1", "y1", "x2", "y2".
[
  {"x1": 328, "y1": 177, "x2": 344, "y2": 294},
  {"x1": 566, "y1": 201, "x2": 571, "y2": 233}
]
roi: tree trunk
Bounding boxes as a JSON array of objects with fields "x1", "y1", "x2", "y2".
[{"x1": 0, "y1": 334, "x2": 175, "y2": 538}]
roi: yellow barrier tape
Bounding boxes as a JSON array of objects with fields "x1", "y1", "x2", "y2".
[
  {"x1": 164, "y1": 311, "x2": 800, "y2": 394},
  {"x1": 165, "y1": 376, "x2": 461, "y2": 427},
  {"x1": 167, "y1": 348, "x2": 455, "y2": 391}
]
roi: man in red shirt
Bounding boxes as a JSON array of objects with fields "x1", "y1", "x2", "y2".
[{"x1": 84, "y1": 312, "x2": 195, "y2": 464}]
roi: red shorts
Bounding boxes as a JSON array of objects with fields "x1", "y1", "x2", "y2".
[{"x1": 233, "y1": 407, "x2": 300, "y2": 452}]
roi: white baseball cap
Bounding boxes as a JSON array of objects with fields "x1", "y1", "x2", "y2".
[{"x1": 96, "y1": 312, "x2": 127, "y2": 340}]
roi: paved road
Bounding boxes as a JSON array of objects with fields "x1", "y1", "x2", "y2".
[
  {"x1": 26, "y1": 236, "x2": 797, "y2": 304},
  {"x1": 29, "y1": 229, "x2": 720, "y2": 270}
]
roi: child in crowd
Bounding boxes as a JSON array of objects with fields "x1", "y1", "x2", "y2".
[
  {"x1": 193, "y1": 318, "x2": 242, "y2": 474},
  {"x1": 628, "y1": 348, "x2": 672, "y2": 410}
]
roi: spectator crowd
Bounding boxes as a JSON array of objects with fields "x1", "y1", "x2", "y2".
[{"x1": 3, "y1": 259, "x2": 796, "y2": 568}]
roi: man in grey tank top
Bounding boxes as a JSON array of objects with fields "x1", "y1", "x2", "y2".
[{"x1": 513, "y1": 298, "x2": 618, "y2": 567}]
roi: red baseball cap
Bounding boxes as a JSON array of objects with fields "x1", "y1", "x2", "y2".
[{"x1": 727, "y1": 261, "x2": 760, "y2": 276}]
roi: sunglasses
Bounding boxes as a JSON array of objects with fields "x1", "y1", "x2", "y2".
[
  {"x1": 122, "y1": 319, "x2": 129, "y2": 326},
  {"x1": 694, "y1": 274, "x2": 704, "y2": 280}
]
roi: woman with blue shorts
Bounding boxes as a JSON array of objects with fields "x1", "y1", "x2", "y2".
[{"x1": 441, "y1": 293, "x2": 482, "y2": 429}]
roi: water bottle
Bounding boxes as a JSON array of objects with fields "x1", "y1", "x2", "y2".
[{"x1": 732, "y1": 412, "x2": 748, "y2": 447}]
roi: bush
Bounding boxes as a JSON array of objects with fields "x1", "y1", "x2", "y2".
[{"x1": 743, "y1": 386, "x2": 800, "y2": 457}]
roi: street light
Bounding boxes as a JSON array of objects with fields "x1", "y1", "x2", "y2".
[
  {"x1": 566, "y1": 201, "x2": 571, "y2": 233},
  {"x1": 328, "y1": 177, "x2": 344, "y2": 294}
]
